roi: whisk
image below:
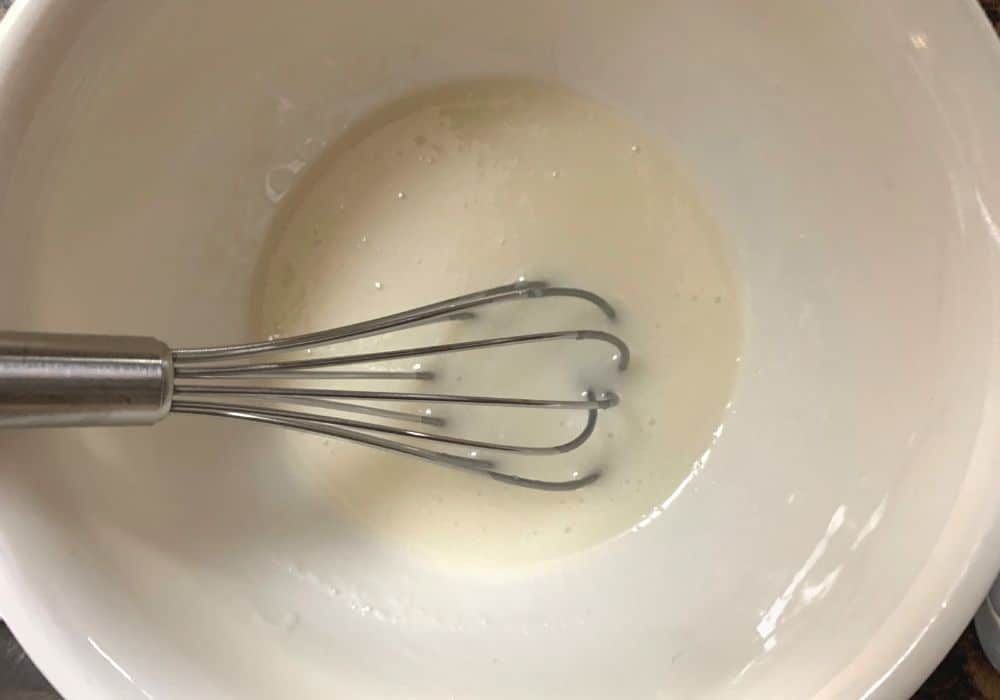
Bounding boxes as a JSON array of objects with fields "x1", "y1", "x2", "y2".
[{"x1": 0, "y1": 281, "x2": 629, "y2": 490}]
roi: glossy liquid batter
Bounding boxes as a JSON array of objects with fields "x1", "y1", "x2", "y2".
[{"x1": 255, "y1": 79, "x2": 741, "y2": 567}]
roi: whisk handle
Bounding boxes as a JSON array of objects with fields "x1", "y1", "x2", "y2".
[{"x1": 0, "y1": 332, "x2": 173, "y2": 428}]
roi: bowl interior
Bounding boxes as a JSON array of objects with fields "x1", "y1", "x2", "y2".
[{"x1": 1, "y1": 1, "x2": 999, "y2": 698}]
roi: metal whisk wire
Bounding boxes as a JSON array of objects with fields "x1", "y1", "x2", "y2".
[{"x1": 169, "y1": 281, "x2": 629, "y2": 491}]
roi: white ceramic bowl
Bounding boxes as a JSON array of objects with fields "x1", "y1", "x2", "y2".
[{"x1": 1, "y1": 1, "x2": 999, "y2": 697}]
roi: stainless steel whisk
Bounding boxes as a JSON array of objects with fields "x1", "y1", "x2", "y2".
[{"x1": 0, "y1": 281, "x2": 629, "y2": 490}]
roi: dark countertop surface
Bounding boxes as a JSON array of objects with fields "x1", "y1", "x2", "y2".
[{"x1": 1, "y1": 1, "x2": 999, "y2": 698}]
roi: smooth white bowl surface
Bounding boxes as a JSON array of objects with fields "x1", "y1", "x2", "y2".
[{"x1": 1, "y1": 1, "x2": 999, "y2": 698}]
